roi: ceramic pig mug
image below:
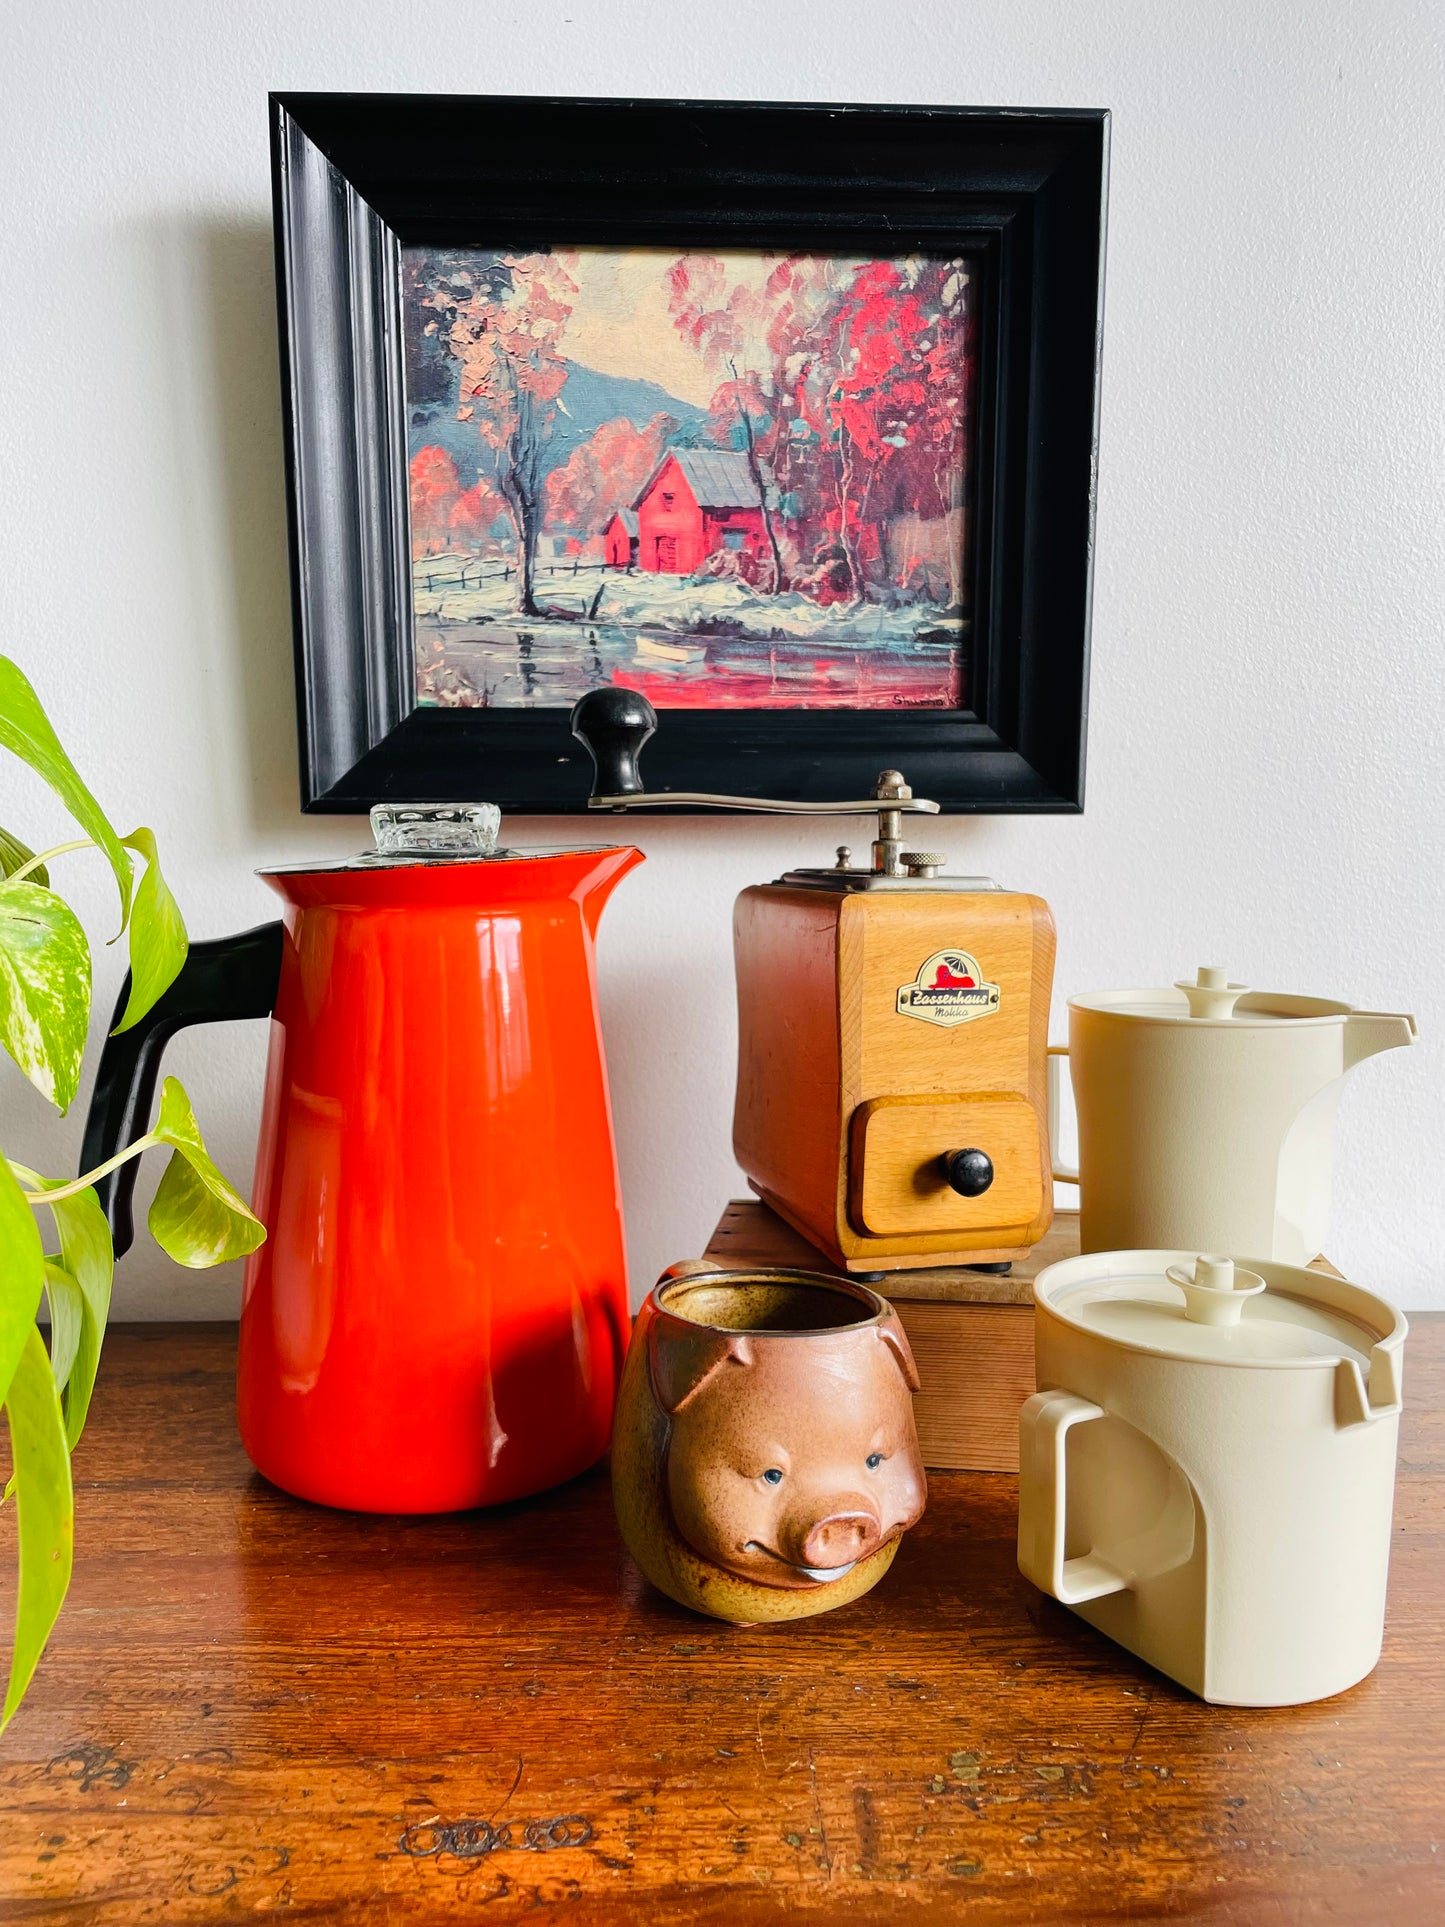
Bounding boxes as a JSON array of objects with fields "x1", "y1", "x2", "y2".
[{"x1": 612, "y1": 1262, "x2": 927, "y2": 1623}]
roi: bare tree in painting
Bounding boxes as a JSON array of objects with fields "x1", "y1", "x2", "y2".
[
  {"x1": 421, "y1": 253, "x2": 578, "y2": 618},
  {"x1": 723, "y1": 359, "x2": 783, "y2": 592}
]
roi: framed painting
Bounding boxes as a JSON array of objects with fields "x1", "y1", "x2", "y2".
[{"x1": 271, "y1": 94, "x2": 1108, "y2": 813}]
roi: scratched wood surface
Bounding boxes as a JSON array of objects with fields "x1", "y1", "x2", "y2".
[{"x1": 2, "y1": 1320, "x2": 1443, "y2": 1924}]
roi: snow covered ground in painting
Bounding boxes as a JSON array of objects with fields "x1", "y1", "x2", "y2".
[
  {"x1": 415, "y1": 567, "x2": 959, "y2": 648},
  {"x1": 413, "y1": 564, "x2": 965, "y2": 710}
]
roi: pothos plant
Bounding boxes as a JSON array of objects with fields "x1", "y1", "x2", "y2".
[{"x1": 0, "y1": 655, "x2": 265, "y2": 1729}]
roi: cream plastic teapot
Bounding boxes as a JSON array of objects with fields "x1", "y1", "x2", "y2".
[
  {"x1": 1018, "y1": 1248, "x2": 1407, "y2": 1706},
  {"x1": 1049, "y1": 967, "x2": 1417, "y2": 1263}
]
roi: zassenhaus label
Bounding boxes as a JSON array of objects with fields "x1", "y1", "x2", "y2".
[{"x1": 896, "y1": 949, "x2": 1001, "y2": 1028}]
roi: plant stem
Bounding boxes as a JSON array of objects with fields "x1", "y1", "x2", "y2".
[
  {"x1": 5, "y1": 838, "x2": 97, "y2": 886},
  {"x1": 8, "y1": 1136, "x2": 159, "y2": 1206}
]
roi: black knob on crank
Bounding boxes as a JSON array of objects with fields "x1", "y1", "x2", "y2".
[{"x1": 570, "y1": 689, "x2": 658, "y2": 801}]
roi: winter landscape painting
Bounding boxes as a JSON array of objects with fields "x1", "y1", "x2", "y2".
[{"x1": 403, "y1": 247, "x2": 976, "y2": 710}]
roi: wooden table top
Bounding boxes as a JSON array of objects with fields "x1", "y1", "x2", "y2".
[{"x1": 2, "y1": 1319, "x2": 1442, "y2": 1924}]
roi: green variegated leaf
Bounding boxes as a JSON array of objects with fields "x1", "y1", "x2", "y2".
[
  {"x1": 44, "y1": 1184, "x2": 113, "y2": 1450},
  {"x1": 0, "y1": 880, "x2": 91, "y2": 1113},
  {"x1": 0, "y1": 658, "x2": 131, "y2": 931},
  {"x1": 148, "y1": 1077, "x2": 265, "y2": 1268},
  {"x1": 114, "y1": 829, "x2": 186, "y2": 1035},
  {"x1": 0, "y1": 1155, "x2": 46, "y2": 1409},
  {"x1": 43, "y1": 1260, "x2": 83, "y2": 1395},
  {"x1": 0, "y1": 828, "x2": 47, "y2": 888},
  {"x1": 1, "y1": 1324, "x2": 74, "y2": 1729}
]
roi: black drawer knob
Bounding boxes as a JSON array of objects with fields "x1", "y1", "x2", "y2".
[{"x1": 943, "y1": 1147, "x2": 994, "y2": 1197}]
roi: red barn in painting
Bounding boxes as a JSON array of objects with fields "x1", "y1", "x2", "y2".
[
  {"x1": 630, "y1": 450, "x2": 766, "y2": 574},
  {"x1": 604, "y1": 507, "x2": 639, "y2": 569}
]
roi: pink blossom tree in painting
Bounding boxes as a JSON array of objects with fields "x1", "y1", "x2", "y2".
[
  {"x1": 420, "y1": 252, "x2": 578, "y2": 617},
  {"x1": 665, "y1": 252, "x2": 842, "y2": 595},
  {"x1": 662, "y1": 252, "x2": 971, "y2": 606},
  {"x1": 820, "y1": 257, "x2": 972, "y2": 606},
  {"x1": 448, "y1": 478, "x2": 507, "y2": 555},
  {"x1": 408, "y1": 446, "x2": 460, "y2": 558},
  {"x1": 544, "y1": 413, "x2": 677, "y2": 540}
]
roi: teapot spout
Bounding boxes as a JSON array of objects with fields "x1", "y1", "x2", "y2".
[
  {"x1": 1344, "y1": 1010, "x2": 1418, "y2": 1069},
  {"x1": 577, "y1": 844, "x2": 645, "y2": 939}
]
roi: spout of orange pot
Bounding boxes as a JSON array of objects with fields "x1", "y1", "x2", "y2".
[{"x1": 574, "y1": 844, "x2": 646, "y2": 939}]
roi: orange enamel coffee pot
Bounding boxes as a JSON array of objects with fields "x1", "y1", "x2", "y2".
[{"x1": 82, "y1": 805, "x2": 642, "y2": 1513}]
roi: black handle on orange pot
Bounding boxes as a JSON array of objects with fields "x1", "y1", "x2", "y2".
[{"x1": 80, "y1": 922, "x2": 284, "y2": 1255}]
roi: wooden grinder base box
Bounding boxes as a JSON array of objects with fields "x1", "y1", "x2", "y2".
[
  {"x1": 703, "y1": 1200, "x2": 1344, "y2": 1473},
  {"x1": 704, "y1": 1197, "x2": 1063, "y2": 1471}
]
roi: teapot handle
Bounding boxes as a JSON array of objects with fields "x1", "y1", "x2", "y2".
[
  {"x1": 1018, "y1": 1390, "x2": 1130, "y2": 1605},
  {"x1": 80, "y1": 922, "x2": 283, "y2": 1256},
  {"x1": 1046, "y1": 1046, "x2": 1079, "y2": 1184}
]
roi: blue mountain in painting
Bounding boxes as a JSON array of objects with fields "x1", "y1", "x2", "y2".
[
  {"x1": 408, "y1": 362, "x2": 706, "y2": 489},
  {"x1": 552, "y1": 363, "x2": 707, "y2": 464}
]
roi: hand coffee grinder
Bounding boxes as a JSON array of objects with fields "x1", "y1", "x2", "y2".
[{"x1": 572, "y1": 691, "x2": 1056, "y2": 1276}]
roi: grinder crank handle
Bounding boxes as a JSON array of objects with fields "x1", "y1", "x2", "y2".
[
  {"x1": 569, "y1": 688, "x2": 940, "y2": 817},
  {"x1": 80, "y1": 922, "x2": 284, "y2": 1256}
]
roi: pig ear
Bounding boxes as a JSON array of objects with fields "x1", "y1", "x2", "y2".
[
  {"x1": 648, "y1": 1320, "x2": 755, "y2": 1415},
  {"x1": 877, "y1": 1312, "x2": 921, "y2": 1393}
]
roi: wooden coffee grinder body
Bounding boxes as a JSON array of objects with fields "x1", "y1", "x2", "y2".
[
  {"x1": 563, "y1": 688, "x2": 1056, "y2": 1273},
  {"x1": 733, "y1": 885, "x2": 1056, "y2": 1272}
]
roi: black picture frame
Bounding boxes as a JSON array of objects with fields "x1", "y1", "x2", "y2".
[{"x1": 271, "y1": 93, "x2": 1108, "y2": 815}]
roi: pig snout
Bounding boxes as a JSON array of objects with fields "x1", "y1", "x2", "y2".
[{"x1": 792, "y1": 1503, "x2": 883, "y2": 1572}]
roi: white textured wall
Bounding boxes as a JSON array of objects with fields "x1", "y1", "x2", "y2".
[{"x1": 2, "y1": 2, "x2": 1442, "y2": 1316}]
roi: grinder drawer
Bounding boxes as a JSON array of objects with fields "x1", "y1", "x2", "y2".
[{"x1": 849, "y1": 1094, "x2": 1045, "y2": 1236}]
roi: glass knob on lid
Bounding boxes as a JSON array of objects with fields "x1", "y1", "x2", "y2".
[
  {"x1": 1174, "y1": 965, "x2": 1249, "y2": 1019},
  {"x1": 1165, "y1": 1255, "x2": 1268, "y2": 1327},
  {"x1": 368, "y1": 803, "x2": 501, "y2": 859}
]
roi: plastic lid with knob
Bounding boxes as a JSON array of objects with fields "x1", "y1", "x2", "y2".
[
  {"x1": 1068, "y1": 967, "x2": 1359, "y2": 1028},
  {"x1": 1164, "y1": 1254, "x2": 1267, "y2": 1326},
  {"x1": 1173, "y1": 966, "x2": 1249, "y2": 1020},
  {"x1": 1035, "y1": 1247, "x2": 1405, "y2": 1386}
]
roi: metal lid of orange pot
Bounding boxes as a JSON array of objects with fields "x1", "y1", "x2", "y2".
[{"x1": 258, "y1": 802, "x2": 626, "y2": 876}]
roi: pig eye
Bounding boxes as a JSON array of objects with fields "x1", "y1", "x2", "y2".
[
  {"x1": 866, "y1": 1452, "x2": 885, "y2": 1470},
  {"x1": 762, "y1": 1468, "x2": 784, "y2": 1485}
]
